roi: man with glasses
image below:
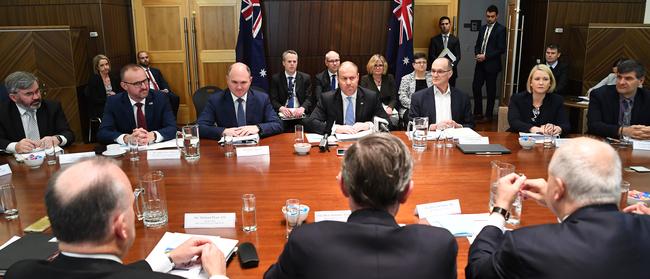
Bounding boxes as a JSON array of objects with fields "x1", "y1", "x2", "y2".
[
  {"x1": 313, "y1": 51, "x2": 341, "y2": 100},
  {"x1": 0, "y1": 71, "x2": 75, "y2": 153},
  {"x1": 97, "y1": 64, "x2": 176, "y2": 145},
  {"x1": 409, "y1": 58, "x2": 474, "y2": 130}
]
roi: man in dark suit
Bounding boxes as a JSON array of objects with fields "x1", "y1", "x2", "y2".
[
  {"x1": 304, "y1": 61, "x2": 389, "y2": 135},
  {"x1": 197, "y1": 62, "x2": 282, "y2": 139},
  {"x1": 265, "y1": 133, "x2": 458, "y2": 279},
  {"x1": 544, "y1": 44, "x2": 569, "y2": 96},
  {"x1": 587, "y1": 59, "x2": 650, "y2": 139},
  {"x1": 410, "y1": 58, "x2": 474, "y2": 129},
  {"x1": 138, "y1": 51, "x2": 181, "y2": 117},
  {"x1": 269, "y1": 50, "x2": 313, "y2": 119},
  {"x1": 97, "y1": 64, "x2": 177, "y2": 145},
  {"x1": 428, "y1": 16, "x2": 461, "y2": 87},
  {"x1": 5, "y1": 157, "x2": 228, "y2": 279},
  {"x1": 0, "y1": 71, "x2": 74, "y2": 153},
  {"x1": 472, "y1": 5, "x2": 506, "y2": 121},
  {"x1": 466, "y1": 137, "x2": 650, "y2": 279},
  {"x1": 313, "y1": 51, "x2": 341, "y2": 101}
]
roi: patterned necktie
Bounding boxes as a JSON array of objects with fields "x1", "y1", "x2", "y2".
[
  {"x1": 344, "y1": 96, "x2": 354, "y2": 126},
  {"x1": 331, "y1": 74, "x2": 337, "y2": 90},
  {"x1": 237, "y1": 98, "x2": 246, "y2": 127},
  {"x1": 24, "y1": 110, "x2": 40, "y2": 140},
  {"x1": 145, "y1": 68, "x2": 159, "y2": 91},
  {"x1": 135, "y1": 103, "x2": 147, "y2": 130},
  {"x1": 622, "y1": 98, "x2": 633, "y2": 126},
  {"x1": 287, "y1": 76, "x2": 294, "y2": 108}
]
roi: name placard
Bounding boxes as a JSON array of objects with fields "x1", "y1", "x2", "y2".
[
  {"x1": 236, "y1": 146, "x2": 270, "y2": 157},
  {"x1": 314, "y1": 210, "x2": 351, "y2": 222},
  {"x1": 58, "y1": 152, "x2": 96, "y2": 164},
  {"x1": 416, "y1": 199, "x2": 462, "y2": 218},
  {"x1": 147, "y1": 150, "x2": 181, "y2": 160},
  {"x1": 184, "y1": 213, "x2": 236, "y2": 228},
  {"x1": 0, "y1": 164, "x2": 12, "y2": 177}
]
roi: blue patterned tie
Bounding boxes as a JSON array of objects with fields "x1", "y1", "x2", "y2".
[
  {"x1": 345, "y1": 96, "x2": 354, "y2": 126},
  {"x1": 330, "y1": 74, "x2": 337, "y2": 90},
  {"x1": 237, "y1": 98, "x2": 246, "y2": 127},
  {"x1": 287, "y1": 76, "x2": 294, "y2": 108}
]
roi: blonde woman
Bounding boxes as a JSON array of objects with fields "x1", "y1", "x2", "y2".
[
  {"x1": 360, "y1": 54, "x2": 398, "y2": 126},
  {"x1": 85, "y1": 54, "x2": 121, "y2": 118}
]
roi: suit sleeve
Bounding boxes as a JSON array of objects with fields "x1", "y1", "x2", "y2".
[
  {"x1": 155, "y1": 94, "x2": 177, "y2": 141},
  {"x1": 264, "y1": 233, "x2": 301, "y2": 279},
  {"x1": 51, "y1": 102, "x2": 75, "y2": 146},
  {"x1": 197, "y1": 97, "x2": 226, "y2": 140},
  {"x1": 554, "y1": 64, "x2": 568, "y2": 95},
  {"x1": 453, "y1": 37, "x2": 462, "y2": 64},
  {"x1": 268, "y1": 75, "x2": 283, "y2": 111},
  {"x1": 486, "y1": 26, "x2": 507, "y2": 61},
  {"x1": 408, "y1": 92, "x2": 422, "y2": 120},
  {"x1": 97, "y1": 97, "x2": 123, "y2": 144},
  {"x1": 372, "y1": 92, "x2": 389, "y2": 121},
  {"x1": 466, "y1": 226, "x2": 523, "y2": 279},
  {"x1": 304, "y1": 97, "x2": 328, "y2": 134},
  {"x1": 313, "y1": 74, "x2": 324, "y2": 100},
  {"x1": 474, "y1": 27, "x2": 484, "y2": 55},
  {"x1": 507, "y1": 95, "x2": 534, "y2": 133},
  {"x1": 301, "y1": 74, "x2": 314, "y2": 112},
  {"x1": 155, "y1": 70, "x2": 170, "y2": 91},
  {"x1": 460, "y1": 95, "x2": 475, "y2": 129},
  {"x1": 259, "y1": 95, "x2": 283, "y2": 137},
  {"x1": 587, "y1": 90, "x2": 619, "y2": 138}
]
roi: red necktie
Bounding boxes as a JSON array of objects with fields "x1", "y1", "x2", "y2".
[
  {"x1": 145, "y1": 68, "x2": 160, "y2": 91},
  {"x1": 135, "y1": 103, "x2": 147, "y2": 130}
]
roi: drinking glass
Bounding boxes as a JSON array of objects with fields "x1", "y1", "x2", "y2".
[
  {"x1": 285, "y1": 198, "x2": 300, "y2": 238},
  {"x1": 242, "y1": 194, "x2": 257, "y2": 232}
]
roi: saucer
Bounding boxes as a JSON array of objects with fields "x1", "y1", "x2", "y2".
[{"x1": 102, "y1": 149, "x2": 126, "y2": 157}]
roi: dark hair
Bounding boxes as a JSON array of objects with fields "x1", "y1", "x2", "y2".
[
  {"x1": 413, "y1": 52, "x2": 427, "y2": 61},
  {"x1": 45, "y1": 158, "x2": 125, "y2": 243},
  {"x1": 613, "y1": 57, "x2": 628, "y2": 68},
  {"x1": 120, "y1": 64, "x2": 143, "y2": 81},
  {"x1": 439, "y1": 16, "x2": 451, "y2": 25},
  {"x1": 546, "y1": 43, "x2": 561, "y2": 53},
  {"x1": 487, "y1": 5, "x2": 499, "y2": 14},
  {"x1": 341, "y1": 133, "x2": 413, "y2": 210},
  {"x1": 617, "y1": 59, "x2": 646, "y2": 79}
]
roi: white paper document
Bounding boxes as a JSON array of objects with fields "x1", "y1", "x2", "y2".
[
  {"x1": 58, "y1": 151, "x2": 96, "y2": 164},
  {"x1": 236, "y1": 146, "x2": 270, "y2": 157},
  {"x1": 335, "y1": 129, "x2": 373, "y2": 141},
  {"x1": 416, "y1": 199, "x2": 462, "y2": 218},
  {"x1": 426, "y1": 213, "x2": 490, "y2": 238},
  {"x1": 218, "y1": 134, "x2": 260, "y2": 145},
  {"x1": 458, "y1": 137, "x2": 489, "y2": 145},
  {"x1": 632, "y1": 140, "x2": 650, "y2": 151},
  {"x1": 146, "y1": 232, "x2": 238, "y2": 279},
  {"x1": 314, "y1": 210, "x2": 352, "y2": 222},
  {"x1": 147, "y1": 139, "x2": 181, "y2": 150},
  {"x1": 409, "y1": 128, "x2": 482, "y2": 141},
  {"x1": 184, "y1": 213, "x2": 236, "y2": 229},
  {"x1": 0, "y1": 164, "x2": 11, "y2": 177},
  {"x1": 147, "y1": 150, "x2": 181, "y2": 160}
]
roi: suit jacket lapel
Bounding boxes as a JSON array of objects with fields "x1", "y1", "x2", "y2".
[
  {"x1": 333, "y1": 90, "x2": 344, "y2": 124},
  {"x1": 429, "y1": 88, "x2": 438, "y2": 122},
  {"x1": 36, "y1": 102, "x2": 47, "y2": 136},
  {"x1": 8, "y1": 102, "x2": 26, "y2": 139},
  {"x1": 122, "y1": 93, "x2": 137, "y2": 129},
  {"x1": 279, "y1": 72, "x2": 288, "y2": 101},
  {"x1": 222, "y1": 91, "x2": 238, "y2": 127},
  {"x1": 246, "y1": 90, "x2": 255, "y2": 124},
  {"x1": 356, "y1": 88, "x2": 365, "y2": 122},
  {"x1": 294, "y1": 74, "x2": 302, "y2": 100},
  {"x1": 144, "y1": 92, "x2": 154, "y2": 129}
]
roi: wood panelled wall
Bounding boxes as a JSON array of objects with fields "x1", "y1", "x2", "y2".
[{"x1": 518, "y1": 0, "x2": 645, "y2": 95}]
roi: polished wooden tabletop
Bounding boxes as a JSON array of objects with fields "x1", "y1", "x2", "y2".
[{"x1": 1, "y1": 132, "x2": 649, "y2": 278}]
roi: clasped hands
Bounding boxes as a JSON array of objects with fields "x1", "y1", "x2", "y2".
[
  {"x1": 126, "y1": 128, "x2": 155, "y2": 145},
  {"x1": 167, "y1": 237, "x2": 226, "y2": 277},
  {"x1": 428, "y1": 120, "x2": 461, "y2": 131},
  {"x1": 223, "y1": 125, "x2": 260, "y2": 137},
  {"x1": 530, "y1": 123, "x2": 561, "y2": 136},
  {"x1": 621, "y1": 125, "x2": 650, "y2": 140},
  {"x1": 279, "y1": 106, "x2": 305, "y2": 118},
  {"x1": 15, "y1": 136, "x2": 61, "y2": 154},
  {"x1": 335, "y1": 122, "x2": 371, "y2": 134}
]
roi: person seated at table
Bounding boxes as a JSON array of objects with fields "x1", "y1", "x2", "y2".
[
  {"x1": 507, "y1": 64, "x2": 569, "y2": 135},
  {"x1": 587, "y1": 59, "x2": 650, "y2": 140},
  {"x1": 1, "y1": 71, "x2": 75, "y2": 154},
  {"x1": 5, "y1": 157, "x2": 229, "y2": 279},
  {"x1": 85, "y1": 54, "x2": 122, "y2": 119},
  {"x1": 409, "y1": 57, "x2": 474, "y2": 130},
  {"x1": 398, "y1": 52, "x2": 433, "y2": 125},
  {"x1": 304, "y1": 61, "x2": 388, "y2": 135},
  {"x1": 264, "y1": 133, "x2": 458, "y2": 279},
  {"x1": 313, "y1": 51, "x2": 341, "y2": 101},
  {"x1": 197, "y1": 62, "x2": 282, "y2": 139},
  {"x1": 268, "y1": 50, "x2": 313, "y2": 130},
  {"x1": 587, "y1": 58, "x2": 628, "y2": 96},
  {"x1": 97, "y1": 64, "x2": 177, "y2": 145},
  {"x1": 359, "y1": 54, "x2": 398, "y2": 127},
  {"x1": 466, "y1": 137, "x2": 650, "y2": 279}
]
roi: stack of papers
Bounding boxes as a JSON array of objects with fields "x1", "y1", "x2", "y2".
[
  {"x1": 416, "y1": 199, "x2": 492, "y2": 240},
  {"x1": 146, "y1": 232, "x2": 238, "y2": 279},
  {"x1": 335, "y1": 129, "x2": 373, "y2": 141},
  {"x1": 305, "y1": 133, "x2": 338, "y2": 145},
  {"x1": 218, "y1": 134, "x2": 260, "y2": 145},
  {"x1": 518, "y1": 132, "x2": 559, "y2": 144},
  {"x1": 407, "y1": 128, "x2": 482, "y2": 141}
]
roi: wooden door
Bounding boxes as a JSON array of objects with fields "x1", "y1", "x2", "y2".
[{"x1": 413, "y1": 0, "x2": 459, "y2": 56}]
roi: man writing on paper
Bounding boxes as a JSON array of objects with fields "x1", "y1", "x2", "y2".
[
  {"x1": 264, "y1": 133, "x2": 458, "y2": 279},
  {"x1": 96, "y1": 64, "x2": 177, "y2": 145},
  {"x1": 409, "y1": 57, "x2": 474, "y2": 130},
  {"x1": 466, "y1": 137, "x2": 650, "y2": 278},
  {"x1": 5, "y1": 157, "x2": 229, "y2": 279},
  {"x1": 304, "y1": 61, "x2": 388, "y2": 134},
  {"x1": 428, "y1": 16, "x2": 461, "y2": 87},
  {"x1": 197, "y1": 62, "x2": 282, "y2": 140}
]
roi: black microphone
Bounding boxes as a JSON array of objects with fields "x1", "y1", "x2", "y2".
[{"x1": 319, "y1": 118, "x2": 335, "y2": 152}]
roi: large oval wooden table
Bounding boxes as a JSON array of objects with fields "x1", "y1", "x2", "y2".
[{"x1": 1, "y1": 132, "x2": 649, "y2": 278}]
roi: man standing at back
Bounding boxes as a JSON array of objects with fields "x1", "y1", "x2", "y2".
[
  {"x1": 264, "y1": 133, "x2": 457, "y2": 279},
  {"x1": 472, "y1": 5, "x2": 506, "y2": 122},
  {"x1": 466, "y1": 137, "x2": 650, "y2": 279},
  {"x1": 544, "y1": 44, "x2": 568, "y2": 96},
  {"x1": 137, "y1": 51, "x2": 181, "y2": 117},
  {"x1": 428, "y1": 16, "x2": 461, "y2": 87}
]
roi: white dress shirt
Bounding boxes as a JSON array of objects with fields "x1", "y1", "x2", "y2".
[
  {"x1": 116, "y1": 96, "x2": 163, "y2": 145},
  {"x1": 434, "y1": 85, "x2": 453, "y2": 124},
  {"x1": 4, "y1": 103, "x2": 68, "y2": 154}
]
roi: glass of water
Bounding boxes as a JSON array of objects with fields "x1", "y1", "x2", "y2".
[
  {"x1": 0, "y1": 184, "x2": 19, "y2": 220},
  {"x1": 242, "y1": 194, "x2": 257, "y2": 232},
  {"x1": 128, "y1": 136, "x2": 139, "y2": 161},
  {"x1": 285, "y1": 198, "x2": 300, "y2": 238}
]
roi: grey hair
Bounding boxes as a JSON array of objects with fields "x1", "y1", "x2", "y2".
[
  {"x1": 4, "y1": 71, "x2": 38, "y2": 94},
  {"x1": 548, "y1": 139, "x2": 621, "y2": 206}
]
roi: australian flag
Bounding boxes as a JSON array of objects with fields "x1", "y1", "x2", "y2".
[
  {"x1": 236, "y1": 0, "x2": 269, "y2": 91},
  {"x1": 385, "y1": 0, "x2": 414, "y2": 89}
]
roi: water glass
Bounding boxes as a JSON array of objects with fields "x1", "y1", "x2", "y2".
[
  {"x1": 285, "y1": 198, "x2": 300, "y2": 238},
  {"x1": 134, "y1": 171, "x2": 168, "y2": 228},
  {"x1": 407, "y1": 117, "x2": 429, "y2": 152},
  {"x1": 128, "y1": 136, "x2": 139, "y2": 161},
  {"x1": 44, "y1": 137, "x2": 57, "y2": 165},
  {"x1": 224, "y1": 136, "x2": 235, "y2": 158},
  {"x1": 543, "y1": 134, "x2": 554, "y2": 149},
  {"x1": 294, "y1": 124, "x2": 304, "y2": 144},
  {"x1": 445, "y1": 132, "x2": 454, "y2": 148},
  {"x1": 488, "y1": 161, "x2": 515, "y2": 210},
  {"x1": 0, "y1": 184, "x2": 19, "y2": 220},
  {"x1": 620, "y1": 181, "x2": 630, "y2": 209},
  {"x1": 176, "y1": 124, "x2": 200, "y2": 161},
  {"x1": 242, "y1": 194, "x2": 257, "y2": 232},
  {"x1": 509, "y1": 193, "x2": 523, "y2": 227}
]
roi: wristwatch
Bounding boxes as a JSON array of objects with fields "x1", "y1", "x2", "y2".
[
  {"x1": 491, "y1": 206, "x2": 510, "y2": 221},
  {"x1": 55, "y1": 135, "x2": 63, "y2": 144}
]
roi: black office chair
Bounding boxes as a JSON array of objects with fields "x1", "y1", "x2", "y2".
[
  {"x1": 193, "y1": 86, "x2": 222, "y2": 118},
  {"x1": 0, "y1": 83, "x2": 8, "y2": 103}
]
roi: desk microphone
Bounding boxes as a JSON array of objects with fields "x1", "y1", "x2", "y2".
[
  {"x1": 373, "y1": 116, "x2": 390, "y2": 133},
  {"x1": 320, "y1": 119, "x2": 334, "y2": 152}
]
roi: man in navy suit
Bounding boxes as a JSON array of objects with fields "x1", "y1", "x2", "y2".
[
  {"x1": 428, "y1": 16, "x2": 461, "y2": 87},
  {"x1": 466, "y1": 137, "x2": 650, "y2": 279},
  {"x1": 269, "y1": 50, "x2": 313, "y2": 118},
  {"x1": 409, "y1": 58, "x2": 474, "y2": 129},
  {"x1": 197, "y1": 62, "x2": 282, "y2": 139},
  {"x1": 544, "y1": 44, "x2": 569, "y2": 96},
  {"x1": 265, "y1": 133, "x2": 457, "y2": 279},
  {"x1": 137, "y1": 51, "x2": 181, "y2": 117},
  {"x1": 472, "y1": 5, "x2": 506, "y2": 121},
  {"x1": 97, "y1": 64, "x2": 177, "y2": 145},
  {"x1": 304, "y1": 61, "x2": 388, "y2": 135},
  {"x1": 313, "y1": 51, "x2": 341, "y2": 101}
]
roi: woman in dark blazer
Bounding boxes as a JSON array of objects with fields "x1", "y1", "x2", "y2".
[
  {"x1": 85, "y1": 54, "x2": 121, "y2": 119},
  {"x1": 360, "y1": 54, "x2": 398, "y2": 126},
  {"x1": 508, "y1": 64, "x2": 570, "y2": 135}
]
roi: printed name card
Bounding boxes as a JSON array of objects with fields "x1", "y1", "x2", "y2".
[
  {"x1": 314, "y1": 210, "x2": 352, "y2": 222},
  {"x1": 458, "y1": 137, "x2": 489, "y2": 145},
  {"x1": 147, "y1": 150, "x2": 181, "y2": 160},
  {"x1": 236, "y1": 146, "x2": 270, "y2": 157},
  {"x1": 184, "y1": 213, "x2": 236, "y2": 228},
  {"x1": 0, "y1": 164, "x2": 11, "y2": 177},
  {"x1": 633, "y1": 140, "x2": 650, "y2": 151},
  {"x1": 416, "y1": 199, "x2": 462, "y2": 218},
  {"x1": 58, "y1": 152, "x2": 96, "y2": 164}
]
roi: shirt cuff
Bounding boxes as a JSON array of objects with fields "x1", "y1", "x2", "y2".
[
  {"x1": 58, "y1": 135, "x2": 68, "y2": 146},
  {"x1": 146, "y1": 253, "x2": 174, "y2": 273},
  {"x1": 153, "y1": 131, "x2": 163, "y2": 143},
  {"x1": 6, "y1": 142, "x2": 17, "y2": 154},
  {"x1": 486, "y1": 212, "x2": 507, "y2": 233},
  {"x1": 116, "y1": 134, "x2": 128, "y2": 145},
  {"x1": 209, "y1": 275, "x2": 230, "y2": 279}
]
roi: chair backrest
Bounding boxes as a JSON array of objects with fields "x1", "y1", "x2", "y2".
[
  {"x1": 193, "y1": 86, "x2": 222, "y2": 117},
  {"x1": 0, "y1": 83, "x2": 8, "y2": 103},
  {"x1": 497, "y1": 106, "x2": 510, "y2": 132}
]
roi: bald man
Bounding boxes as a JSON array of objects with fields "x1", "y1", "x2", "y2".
[
  {"x1": 197, "y1": 62, "x2": 282, "y2": 139},
  {"x1": 6, "y1": 157, "x2": 229, "y2": 279},
  {"x1": 304, "y1": 61, "x2": 388, "y2": 134},
  {"x1": 466, "y1": 137, "x2": 650, "y2": 279},
  {"x1": 313, "y1": 51, "x2": 341, "y2": 100}
]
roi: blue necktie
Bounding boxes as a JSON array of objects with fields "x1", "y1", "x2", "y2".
[
  {"x1": 287, "y1": 76, "x2": 294, "y2": 108},
  {"x1": 330, "y1": 74, "x2": 337, "y2": 90},
  {"x1": 237, "y1": 98, "x2": 246, "y2": 127},
  {"x1": 345, "y1": 96, "x2": 354, "y2": 126}
]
